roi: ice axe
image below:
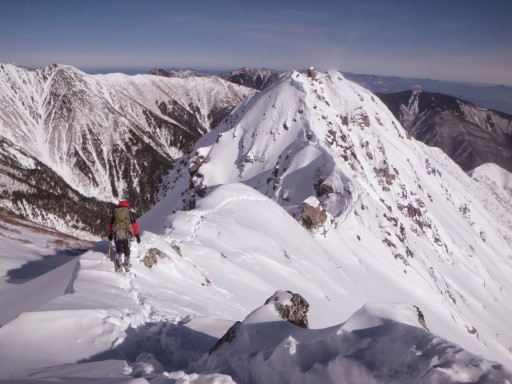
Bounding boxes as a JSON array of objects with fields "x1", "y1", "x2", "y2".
[{"x1": 107, "y1": 240, "x2": 112, "y2": 259}]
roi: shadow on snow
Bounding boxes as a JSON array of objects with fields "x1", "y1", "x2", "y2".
[
  {"x1": 6, "y1": 248, "x2": 88, "y2": 284},
  {"x1": 79, "y1": 319, "x2": 220, "y2": 375}
]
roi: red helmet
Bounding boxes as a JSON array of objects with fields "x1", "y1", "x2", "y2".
[{"x1": 118, "y1": 200, "x2": 129, "y2": 208}]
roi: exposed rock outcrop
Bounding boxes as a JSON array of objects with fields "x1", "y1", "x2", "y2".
[
  {"x1": 413, "y1": 305, "x2": 429, "y2": 331},
  {"x1": 188, "y1": 155, "x2": 205, "y2": 177},
  {"x1": 264, "y1": 290, "x2": 310, "y2": 329},
  {"x1": 141, "y1": 248, "x2": 167, "y2": 269},
  {"x1": 302, "y1": 197, "x2": 327, "y2": 229},
  {"x1": 208, "y1": 321, "x2": 242, "y2": 355},
  {"x1": 209, "y1": 290, "x2": 310, "y2": 355},
  {"x1": 218, "y1": 67, "x2": 281, "y2": 91}
]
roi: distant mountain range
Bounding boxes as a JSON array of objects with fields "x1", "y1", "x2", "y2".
[
  {"x1": 344, "y1": 72, "x2": 512, "y2": 115},
  {"x1": 152, "y1": 67, "x2": 280, "y2": 91},
  {"x1": 147, "y1": 67, "x2": 512, "y2": 115}
]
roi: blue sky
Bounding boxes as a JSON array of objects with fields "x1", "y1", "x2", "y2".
[{"x1": 1, "y1": 0, "x2": 511, "y2": 85}]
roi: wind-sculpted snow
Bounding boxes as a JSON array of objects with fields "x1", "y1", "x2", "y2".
[
  {"x1": 163, "y1": 183, "x2": 269, "y2": 243},
  {"x1": 0, "y1": 257, "x2": 79, "y2": 326},
  {"x1": 206, "y1": 301, "x2": 511, "y2": 384},
  {"x1": 470, "y1": 163, "x2": 512, "y2": 208}
]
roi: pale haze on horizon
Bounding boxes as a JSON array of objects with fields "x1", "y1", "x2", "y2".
[{"x1": 1, "y1": 0, "x2": 511, "y2": 85}]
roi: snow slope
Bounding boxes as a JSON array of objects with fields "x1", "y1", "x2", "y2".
[
  {"x1": 1, "y1": 183, "x2": 511, "y2": 383},
  {"x1": 1, "y1": 69, "x2": 511, "y2": 383}
]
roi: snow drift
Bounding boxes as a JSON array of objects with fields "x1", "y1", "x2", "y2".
[{"x1": 205, "y1": 293, "x2": 510, "y2": 384}]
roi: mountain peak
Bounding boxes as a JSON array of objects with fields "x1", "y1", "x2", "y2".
[
  {"x1": 147, "y1": 68, "x2": 512, "y2": 368},
  {"x1": 179, "y1": 68, "x2": 405, "y2": 220}
]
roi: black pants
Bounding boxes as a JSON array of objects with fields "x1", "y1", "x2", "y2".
[{"x1": 115, "y1": 239, "x2": 130, "y2": 263}]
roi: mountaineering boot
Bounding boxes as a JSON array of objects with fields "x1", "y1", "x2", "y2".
[
  {"x1": 115, "y1": 253, "x2": 123, "y2": 273},
  {"x1": 123, "y1": 256, "x2": 131, "y2": 272}
]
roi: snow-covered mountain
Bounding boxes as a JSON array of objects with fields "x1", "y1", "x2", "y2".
[
  {"x1": 345, "y1": 72, "x2": 512, "y2": 115},
  {"x1": 0, "y1": 63, "x2": 253, "y2": 237},
  {"x1": 144, "y1": 69, "x2": 512, "y2": 370},
  {"x1": 218, "y1": 67, "x2": 282, "y2": 91},
  {"x1": 1, "y1": 69, "x2": 511, "y2": 383},
  {"x1": 213, "y1": 67, "x2": 512, "y2": 175},
  {"x1": 148, "y1": 67, "x2": 281, "y2": 91},
  {"x1": 378, "y1": 89, "x2": 512, "y2": 173},
  {"x1": 148, "y1": 68, "x2": 209, "y2": 78}
]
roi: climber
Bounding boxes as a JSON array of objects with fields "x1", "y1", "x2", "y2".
[{"x1": 107, "y1": 200, "x2": 141, "y2": 272}]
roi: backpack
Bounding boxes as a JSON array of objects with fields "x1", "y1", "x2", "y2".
[{"x1": 113, "y1": 206, "x2": 133, "y2": 240}]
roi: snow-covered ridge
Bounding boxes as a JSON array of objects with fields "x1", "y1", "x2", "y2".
[
  {"x1": 0, "y1": 62, "x2": 252, "y2": 198},
  {"x1": 146, "y1": 69, "x2": 512, "y2": 369},
  {"x1": 218, "y1": 67, "x2": 282, "y2": 90}
]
